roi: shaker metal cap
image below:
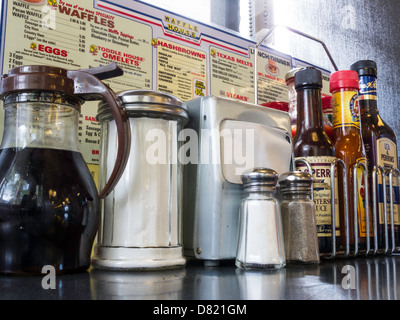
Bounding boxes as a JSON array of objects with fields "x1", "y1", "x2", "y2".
[
  {"x1": 97, "y1": 89, "x2": 189, "y2": 121},
  {"x1": 241, "y1": 168, "x2": 278, "y2": 192},
  {"x1": 278, "y1": 171, "x2": 313, "y2": 192}
]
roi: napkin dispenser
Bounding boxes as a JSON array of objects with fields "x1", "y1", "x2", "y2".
[{"x1": 182, "y1": 96, "x2": 294, "y2": 266}]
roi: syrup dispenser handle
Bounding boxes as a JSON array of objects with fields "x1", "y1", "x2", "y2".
[
  {"x1": 67, "y1": 63, "x2": 131, "y2": 199},
  {"x1": 78, "y1": 62, "x2": 124, "y2": 80}
]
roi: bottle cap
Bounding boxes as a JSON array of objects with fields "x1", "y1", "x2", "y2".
[
  {"x1": 294, "y1": 67, "x2": 322, "y2": 90},
  {"x1": 285, "y1": 67, "x2": 303, "y2": 83},
  {"x1": 322, "y1": 96, "x2": 332, "y2": 111},
  {"x1": 241, "y1": 168, "x2": 278, "y2": 193},
  {"x1": 329, "y1": 70, "x2": 359, "y2": 93},
  {"x1": 350, "y1": 60, "x2": 377, "y2": 77}
]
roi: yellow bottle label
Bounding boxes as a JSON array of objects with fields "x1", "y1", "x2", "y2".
[
  {"x1": 332, "y1": 91, "x2": 360, "y2": 129},
  {"x1": 356, "y1": 158, "x2": 370, "y2": 237}
]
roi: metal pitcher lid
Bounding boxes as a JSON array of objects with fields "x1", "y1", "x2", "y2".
[{"x1": 97, "y1": 90, "x2": 189, "y2": 121}]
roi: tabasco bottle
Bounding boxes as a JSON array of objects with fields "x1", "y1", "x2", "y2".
[
  {"x1": 293, "y1": 67, "x2": 339, "y2": 256},
  {"x1": 330, "y1": 70, "x2": 369, "y2": 250},
  {"x1": 350, "y1": 60, "x2": 400, "y2": 252}
]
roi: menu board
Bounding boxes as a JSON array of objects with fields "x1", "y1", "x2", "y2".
[{"x1": 0, "y1": 0, "x2": 333, "y2": 186}]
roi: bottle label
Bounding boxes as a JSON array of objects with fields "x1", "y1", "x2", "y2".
[
  {"x1": 358, "y1": 75, "x2": 377, "y2": 101},
  {"x1": 376, "y1": 138, "x2": 400, "y2": 226},
  {"x1": 356, "y1": 158, "x2": 370, "y2": 237},
  {"x1": 295, "y1": 156, "x2": 340, "y2": 237},
  {"x1": 332, "y1": 91, "x2": 359, "y2": 129}
]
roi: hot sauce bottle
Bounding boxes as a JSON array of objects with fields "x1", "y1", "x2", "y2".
[
  {"x1": 351, "y1": 60, "x2": 400, "y2": 252},
  {"x1": 330, "y1": 70, "x2": 369, "y2": 250},
  {"x1": 293, "y1": 67, "x2": 339, "y2": 256}
]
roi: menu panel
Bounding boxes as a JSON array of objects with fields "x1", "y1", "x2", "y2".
[
  {"x1": 1, "y1": 0, "x2": 333, "y2": 185},
  {"x1": 256, "y1": 48, "x2": 292, "y2": 104},
  {"x1": 210, "y1": 46, "x2": 254, "y2": 103},
  {"x1": 156, "y1": 38, "x2": 207, "y2": 100}
]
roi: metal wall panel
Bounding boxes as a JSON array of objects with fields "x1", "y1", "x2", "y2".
[{"x1": 255, "y1": 0, "x2": 400, "y2": 155}]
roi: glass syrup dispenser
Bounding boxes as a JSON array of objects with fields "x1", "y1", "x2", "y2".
[{"x1": 0, "y1": 63, "x2": 130, "y2": 275}]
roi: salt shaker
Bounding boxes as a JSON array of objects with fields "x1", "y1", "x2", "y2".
[
  {"x1": 278, "y1": 172, "x2": 320, "y2": 264},
  {"x1": 235, "y1": 168, "x2": 286, "y2": 270}
]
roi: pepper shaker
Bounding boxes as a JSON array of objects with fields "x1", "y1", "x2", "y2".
[
  {"x1": 279, "y1": 172, "x2": 320, "y2": 264},
  {"x1": 235, "y1": 168, "x2": 286, "y2": 270}
]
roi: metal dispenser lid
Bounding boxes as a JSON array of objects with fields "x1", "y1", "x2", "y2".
[
  {"x1": 278, "y1": 171, "x2": 313, "y2": 194},
  {"x1": 241, "y1": 168, "x2": 278, "y2": 193},
  {"x1": 97, "y1": 89, "x2": 189, "y2": 121}
]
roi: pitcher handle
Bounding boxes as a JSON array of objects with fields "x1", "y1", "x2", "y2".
[{"x1": 67, "y1": 66, "x2": 131, "y2": 199}]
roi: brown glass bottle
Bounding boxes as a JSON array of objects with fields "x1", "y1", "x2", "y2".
[
  {"x1": 351, "y1": 60, "x2": 400, "y2": 252},
  {"x1": 330, "y1": 70, "x2": 369, "y2": 251},
  {"x1": 293, "y1": 67, "x2": 339, "y2": 256}
]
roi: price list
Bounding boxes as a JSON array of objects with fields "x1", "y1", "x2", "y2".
[
  {"x1": 256, "y1": 49, "x2": 291, "y2": 104},
  {"x1": 209, "y1": 46, "x2": 255, "y2": 103},
  {"x1": 156, "y1": 38, "x2": 207, "y2": 101}
]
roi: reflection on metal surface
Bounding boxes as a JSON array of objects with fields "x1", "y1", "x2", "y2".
[
  {"x1": 236, "y1": 268, "x2": 286, "y2": 299},
  {"x1": 90, "y1": 268, "x2": 186, "y2": 300},
  {"x1": 87, "y1": 256, "x2": 400, "y2": 300},
  {"x1": 0, "y1": 256, "x2": 399, "y2": 299}
]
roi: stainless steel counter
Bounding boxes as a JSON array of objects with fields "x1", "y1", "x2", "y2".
[{"x1": 0, "y1": 254, "x2": 399, "y2": 300}]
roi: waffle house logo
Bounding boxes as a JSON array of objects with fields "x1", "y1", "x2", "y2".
[
  {"x1": 89, "y1": 44, "x2": 98, "y2": 55},
  {"x1": 164, "y1": 15, "x2": 199, "y2": 39},
  {"x1": 47, "y1": 0, "x2": 57, "y2": 7}
]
